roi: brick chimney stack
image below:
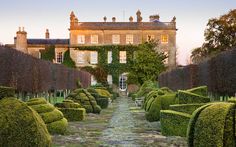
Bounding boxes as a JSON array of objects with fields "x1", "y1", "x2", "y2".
[{"x1": 16, "y1": 27, "x2": 28, "y2": 53}]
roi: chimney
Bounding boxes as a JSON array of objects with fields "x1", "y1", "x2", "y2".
[
  {"x1": 16, "y1": 27, "x2": 27, "y2": 53},
  {"x1": 45, "y1": 29, "x2": 50, "y2": 39},
  {"x1": 112, "y1": 17, "x2": 116, "y2": 22},
  {"x1": 129, "y1": 16, "x2": 133, "y2": 22},
  {"x1": 103, "y1": 16, "x2": 107, "y2": 22}
]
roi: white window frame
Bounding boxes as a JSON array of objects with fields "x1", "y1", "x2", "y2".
[
  {"x1": 78, "y1": 35, "x2": 85, "y2": 44},
  {"x1": 112, "y1": 35, "x2": 120, "y2": 44},
  {"x1": 77, "y1": 51, "x2": 85, "y2": 64},
  {"x1": 164, "y1": 51, "x2": 168, "y2": 64},
  {"x1": 90, "y1": 51, "x2": 98, "y2": 64},
  {"x1": 119, "y1": 51, "x2": 127, "y2": 63},
  {"x1": 161, "y1": 34, "x2": 168, "y2": 44},
  {"x1": 91, "y1": 75, "x2": 97, "y2": 86},
  {"x1": 119, "y1": 74, "x2": 127, "y2": 91},
  {"x1": 107, "y1": 75, "x2": 113, "y2": 85},
  {"x1": 147, "y1": 35, "x2": 155, "y2": 41},
  {"x1": 91, "y1": 35, "x2": 98, "y2": 44},
  {"x1": 56, "y1": 52, "x2": 63, "y2": 64},
  {"x1": 108, "y1": 51, "x2": 112, "y2": 64},
  {"x1": 126, "y1": 34, "x2": 133, "y2": 44}
]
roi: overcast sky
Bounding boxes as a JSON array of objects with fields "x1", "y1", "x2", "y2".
[{"x1": 0, "y1": 0, "x2": 235, "y2": 65}]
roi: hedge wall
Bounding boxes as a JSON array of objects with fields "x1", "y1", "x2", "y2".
[
  {"x1": 159, "y1": 48, "x2": 236, "y2": 96},
  {"x1": 0, "y1": 46, "x2": 91, "y2": 93}
]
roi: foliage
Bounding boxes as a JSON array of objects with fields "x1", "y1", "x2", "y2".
[
  {"x1": 41, "y1": 45, "x2": 55, "y2": 61},
  {"x1": 191, "y1": 9, "x2": 236, "y2": 63},
  {"x1": 0, "y1": 97, "x2": 52, "y2": 147},
  {"x1": 177, "y1": 90, "x2": 210, "y2": 104},
  {"x1": 169, "y1": 103, "x2": 205, "y2": 114},
  {"x1": 55, "y1": 100, "x2": 82, "y2": 108},
  {"x1": 0, "y1": 86, "x2": 15, "y2": 99},
  {"x1": 160, "y1": 110, "x2": 191, "y2": 137},
  {"x1": 186, "y1": 86, "x2": 208, "y2": 96},
  {"x1": 128, "y1": 41, "x2": 167, "y2": 85},
  {"x1": 136, "y1": 80, "x2": 158, "y2": 98},
  {"x1": 58, "y1": 108, "x2": 85, "y2": 121},
  {"x1": 62, "y1": 49, "x2": 76, "y2": 68},
  {"x1": 27, "y1": 98, "x2": 68, "y2": 135},
  {"x1": 187, "y1": 102, "x2": 236, "y2": 147}
]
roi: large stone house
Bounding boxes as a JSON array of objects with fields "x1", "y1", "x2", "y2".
[{"x1": 8, "y1": 10, "x2": 177, "y2": 91}]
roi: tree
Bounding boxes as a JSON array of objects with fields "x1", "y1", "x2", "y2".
[
  {"x1": 191, "y1": 47, "x2": 208, "y2": 64},
  {"x1": 128, "y1": 41, "x2": 167, "y2": 85}
]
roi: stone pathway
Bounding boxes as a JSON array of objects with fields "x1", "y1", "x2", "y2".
[{"x1": 52, "y1": 97, "x2": 187, "y2": 147}]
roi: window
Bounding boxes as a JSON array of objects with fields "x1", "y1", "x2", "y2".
[
  {"x1": 78, "y1": 35, "x2": 85, "y2": 44},
  {"x1": 119, "y1": 51, "x2": 127, "y2": 63},
  {"x1": 112, "y1": 35, "x2": 120, "y2": 44},
  {"x1": 91, "y1": 35, "x2": 98, "y2": 44},
  {"x1": 77, "y1": 51, "x2": 85, "y2": 63},
  {"x1": 107, "y1": 75, "x2": 113, "y2": 85},
  {"x1": 108, "y1": 51, "x2": 112, "y2": 64},
  {"x1": 90, "y1": 51, "x2": 98, "y2": 64},
  {"x1": 147, "y1": 35, "x2": 155, "y2": 41},
  {"x1": 161, "y1": 34, "x2": 168, "y2": 43},
  {"x1": 164, "y1": 51, "x2": 168, "y2": 64},
  {"x1": 56, "y1": 52, "x2": 63, "y2": 64},
  {"x1": 126, "y1": 34, "x2": 133, "y2": 44},
  {"x1": 91, "y1": 75, "x2": 97, "y2": 86}
]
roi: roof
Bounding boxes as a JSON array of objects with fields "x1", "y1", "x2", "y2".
[
  {"x1": 71, "y1": 22, "x2": 176, "y2": 30},
  {"x1": 27, "y1": 39, "x2": 69, "y2": 45}
]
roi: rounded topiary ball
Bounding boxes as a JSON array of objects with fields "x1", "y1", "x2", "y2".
[
  {"x1": 0, "y1": 97, "x2": 52, "y2": 147},
  {"x1": 187, "y1": 102, "x2": 236, "y2": 147}
]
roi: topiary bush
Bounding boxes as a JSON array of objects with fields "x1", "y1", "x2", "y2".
[
  {"x1": 186, "y1": 85, "x2": 207, "y2": 96},
  {"x1": 169, "y1": 103, "x2": 205, "y2": 115},
  {"x1": 135, "y1": 80, "x2": 157, "y2": 98},
  {"x1": 177, "y1": 90, "x2": 210, "y2": 104},
  {"x1": 27, "y1": 98, "x2": 68, "y2": 135},
  {"x1": 87, "y1": 88, "x2": 109, "y2": 109},
  {"x1": 59, "y1": 108, "x2": 85, "y2": 121},
  {"x1": 187, "y1": 102, "x2": 236, "y2": 147},
  {"x1": 67, "y1": 89, "x2": 102, "y2": 113},
  {"x1": 160, "y1": 110, "x2": 191, "y2": 137},
  {"x1": 0, "y1": 86, "x2": 15, "y2": 100},
  {"x1": 0, "y1": 97, "x2": 52, "y2": 147}
]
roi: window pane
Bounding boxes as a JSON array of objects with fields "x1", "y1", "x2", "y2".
[
  {"x1": 90, "y1": 51, "x2": 98, "y2": 64},
  {"x1": 119, "y1": 51, "x2": 127, "y2": 63},
  {"x1": 161, "y1": 34, "x2": 168, "y2": 43},
  {"x1": 91, "y1": 35, "x2": 98, "y2": 44},
  {"x1": 126, "y1": 34, "x2": 133, "y2": 44},
  {"x1": 78, "y1": 35, "x2": 85, "y2": 44},
  {"x1": 77, "y1": 51, "x2": 85, "y2": 63},
  {"x1": 108, "y1": 51, "x2": 112, "y2": 64},
  {"x1": 56, "y1": 52, "x2": 63, "y2": 64},
  {"x1": 147, "y1": 35, "x2": 155, "y2": 41},
  {"x1": 112, "y1": 35, "x2": 120, "y2": 44}
]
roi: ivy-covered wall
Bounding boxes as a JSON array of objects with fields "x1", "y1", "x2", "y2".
[{"x1": 74, "y1": 45, "x2": 138, "y2": 85}]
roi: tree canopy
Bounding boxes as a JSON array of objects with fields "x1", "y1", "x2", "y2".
[
  {"x1": 191, "y1": 9, "x2": 236, "y2": 63},
  {"x1": 128, "y1": 41, "x2": 167, "y2": 85}
]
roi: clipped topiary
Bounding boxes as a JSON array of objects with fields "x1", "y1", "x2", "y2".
[
  {"x1": 187, "y1": 102, "x2": 236, "y2": 147},
  {"x1": 160, "y1": 87, "x2": 173, "y2": 94},
  {"x1": 186, "y1": 85, "x2": 207, "y2": 96},
  {"x1": 160, "y1": 110, "x2": 191, "y2": 137},
  {"x1": 67, "y1": 88, "x2": 101, "y2": 114},
  {"x1": 0, "y1": 97, "x2": 51, "y2": 147},
  {"x1": 88, "y1": 88, "x2": 109, "y2": 109},
  {"x1": 169, "y1": 103, "x2": 205, "y2": 115},
  {"x1": 177, "y1": 90, "x2": 210, "y2": 104},
  {"x1": 27, "y1": 98, "x2": 68, "y2": 135},
  {"x1": 0, "y1": 86, "x2": 15, "y2": 100},
  {"x1": 135, "y1": 80, "x2": 157, "y2": 98},
  {"x1": 55, "y1": 100, "x2": 86, "y2": 121}
]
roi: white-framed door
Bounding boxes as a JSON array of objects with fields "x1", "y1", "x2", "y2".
[{"x1": 119, "y1": 73, "x2": 127, "y2": 91}]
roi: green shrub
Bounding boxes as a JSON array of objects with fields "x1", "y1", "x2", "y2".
[
  {"x1": 169, "y1": 103, "x2": 205, "y2": 114},
  {"x1": 93, "y1": 105, "x2": 102, "y2": 114},
  {"x1": 136, "y1": 80, "x2": 157, "y2": 98},
  {"x1": 27, "y1": 98, "x2": 68, "y2": 135},
  {"x1": 160, "y1": 87, "x2": 173, "y2": 93},
  {"x1": 0, "y1": 98, "x2": 51, "y2": 147},
  {"x1": 145, "y1": 96, "x2": 161, "y2": 121},
  {"x1": 186, "y1": 86, "x2": 207, "y2": 96},
  {"x1": 160, "y1": 93, "x2": 177, "y2": 110},
  {"x1": 0, "y1": 86, "x2": 15, "y2": 99},
  {"x1": 54, "y1": 100, "x2": 82, "y2": 108},
  {"x1": 83, "y1": 105, "x2": 93, "y2": 113},
  {"x1": 59, "y1": 108, "x2": 85, "y2": 121},
  {"x1": 187, "y1": 102, "x2": 236, "y2": 147},
  {"x1": 160, "y1": 110, "x2": 191, "y2": 137},
  {"x1": 143, "y1": 90, "x2": 159, "y2": 110},
  {"x1": 95, "y1": 88, "x2": 112, "y2": 98},
  {"x1": 96, "y1": 98, "x2": 109, "y2": 109},
  {"x1": 177, "y1": 90, "x2": 210, "y2": 104}
]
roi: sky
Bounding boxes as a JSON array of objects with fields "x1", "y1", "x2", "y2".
[{"x1": 0, "y1": 0, "x2": 235, "y2": 65}]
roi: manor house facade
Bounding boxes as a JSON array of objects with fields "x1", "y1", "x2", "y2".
[{"x1": 9, "y1": 10, "x2": 177, "y2": 91}]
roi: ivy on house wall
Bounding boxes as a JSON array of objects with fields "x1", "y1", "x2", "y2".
[
  {"x1": 75, "y1": 45, "x2": 138, "y2": 85},
  {"x1": 62, "y1": 50, "x2": 76, "y2": 68}
]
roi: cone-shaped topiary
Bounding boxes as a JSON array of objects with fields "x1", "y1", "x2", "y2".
[
  {"x1": 67, "y1": 88, "x2": 101, "y2": 114},
  {"x1": 27, "y1": 98, "x2": 68, "y2": 135},
  {"x1": 55, "y1": 100, "x2": 86, "y2": 121},
  {"x1": 187, "y1": 102, "x2": 236, "y2": 147},
  {"x1": 0, "y1": 97, "x2": 52, "y2": 147}
]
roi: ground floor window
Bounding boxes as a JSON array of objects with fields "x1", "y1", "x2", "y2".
[
  {"x1": 91, "y1": 75, "x2": 97, "y2": 86},
  {"x1": 56, "y1": 52, "x2": 63, "y2": 64},
  {"x1": 107, "y1": 75, "x2": 113, "y2": 85}
]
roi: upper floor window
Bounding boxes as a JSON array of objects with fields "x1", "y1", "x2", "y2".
[
  {"x1": 108, "y1": 51, "x2": 112, "y2": 64},
  {"x1": 91, "y1": 35, "x2": 98, "y2": 44},
  {"x1": 119, "y1": 51, "x2": 127, "y2": 63},
  {"x1": 78, "y1": 35, "x2": 85, "y2": 44},
  {"x1": 147, "y1": 35, "x2": 155, "y2": 41},
  {"x1": 56, "y1": 52, "x2": 63, "y2": 64},
  {"x1": 112, "y1": 35, "x2": 120, "y2": 44},
  {"x1": 77, "y1": 51, "x2": 85, "y2": 63},
  {"x1": 90, "y1": 51, "x2": 98, "y2": 64},
  {"x1": 161, "y1": 34, "x2": 168, "y2": 43},
  {"x1": 126, "y1": 34, "x2": 133, "y2": 44}
]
